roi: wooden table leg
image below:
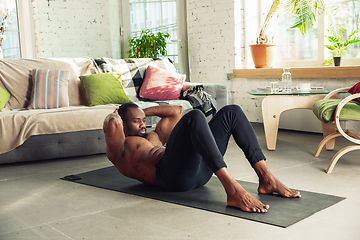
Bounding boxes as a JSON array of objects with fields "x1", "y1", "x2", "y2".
[
  {"x1": 262, "y1": 97, "x2": 280, "y2": 151},
  {"x1": 261, "y1": 94, "x2": 328, "y2": 150}
]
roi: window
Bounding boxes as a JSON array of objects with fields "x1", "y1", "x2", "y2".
[
  {"x1": 121, "y1": 0, "x2": 188, "y2": 75},
  {"x1": 129, "y1": 0, "x2": 178, "y2": 62},
  {"x1": 244, "y1": 0, "x2": 360, "y2": 68},
  {"x1": 0, "y1": 0, "x2": 21, "y2": 58}
]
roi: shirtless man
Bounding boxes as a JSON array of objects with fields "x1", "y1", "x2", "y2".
[{"x1": 103, "y1": 103, "x2": 300, "y2": 213}]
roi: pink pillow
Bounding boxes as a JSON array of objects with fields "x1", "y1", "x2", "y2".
[
  {"x1": 348, "y1": 81, "x2": 360, "y2": 102},
  {"x1": 139, "y1": 65, "x2": 186, "y2": 100}
]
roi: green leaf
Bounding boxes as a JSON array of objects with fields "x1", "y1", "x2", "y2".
[
  {"x1": 321, "y1": 58, "x2": 334, "y2": 66},
  {"x1": 325, "y1": 35, "x2": 339, "y2": 43},
  {"x1": 344, "y1": 39, "x2": 360, "y2": 47},
  {"x1": 324, "y1": 44, "x2": 335, "y2": 50},
  {"x1": 348, "y1": 29, "x2": 358, "y2": 39}
]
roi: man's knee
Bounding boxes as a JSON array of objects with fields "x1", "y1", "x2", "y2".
[
  {"x1": 187, "y1": 109, "x2": 206, "y2": 119},
  {"x1": 221, "y1": 104, "x2": 244, "y2": 116}
]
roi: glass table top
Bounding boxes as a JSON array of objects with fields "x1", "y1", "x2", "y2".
[{"x1": 247, "y1": 88, "x2": 347, "y2": 96}]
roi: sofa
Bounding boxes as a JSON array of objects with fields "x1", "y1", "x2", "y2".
[{"x1": 0, "y1": 57, "x2": 228, "y2": 164}]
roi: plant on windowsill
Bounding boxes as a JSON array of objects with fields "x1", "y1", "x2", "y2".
[
  {"x1": 125, "y1": 29, "x2": 171, "y2": 58},
  {"x1": 322, "y1": 29, "x2": 360, "y2": 66},
  {"x1": 250, "y1": 0, "x2": 337, "y2": 68}
]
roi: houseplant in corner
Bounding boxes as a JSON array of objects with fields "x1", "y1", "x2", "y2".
[
  {"x1": 323, "y1": 29, "x2": 360, "y2": 66},
  {"x1": 126, "y1": 29, "x2": 170, "y2": 58}
]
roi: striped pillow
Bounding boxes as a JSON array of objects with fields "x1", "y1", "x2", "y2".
[{"x1": 29, "y1": 69, "x2": 70, "y2": 109}]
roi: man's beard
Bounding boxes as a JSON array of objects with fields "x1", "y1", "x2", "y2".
[
  {"x1": 128, "y1": 128, "x2": 147, "y2": 138},
  {"x1": 138, "y1": 128, "x2": 147, "y2": 138}
]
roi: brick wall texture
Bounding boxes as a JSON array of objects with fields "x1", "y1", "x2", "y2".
[
  {"x1": 32, "y1": 0, "x2": 120, "y2": 58},
  {"x1": 31, "y1": 0, "x2": 242, "y2": 85},
  {"x1": 187, "y1": 0, "x2": 241, "y2": 84}
]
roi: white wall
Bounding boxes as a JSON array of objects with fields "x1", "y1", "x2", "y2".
[{"x1": 32, "y1": 0, "x2": 120, "y2": 58}]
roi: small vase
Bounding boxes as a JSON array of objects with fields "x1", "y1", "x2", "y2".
[{"x1": 333, "y1": 57, "x2": 341, "y2": 66}]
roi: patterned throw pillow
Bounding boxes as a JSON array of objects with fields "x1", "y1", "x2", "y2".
[
  {"x1": 139, "y1": 64, "x2": 186, "y2": 100},
  {"x1": 0, "y1": 86, "x2": 11, "y2": 112},
  {"x1": 29, "y1": 69, "x2": 70, "y2": 109}
]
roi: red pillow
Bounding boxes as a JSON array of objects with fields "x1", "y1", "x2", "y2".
[
  {"x1": 348, "y1": 81, "x2": 360, "y2": 102},
  {"x1": 139, "y1": 65, "x2": 186, "y2": 100}
]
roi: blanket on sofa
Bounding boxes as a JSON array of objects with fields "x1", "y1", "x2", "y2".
[{"x1": 0, "y1": 105, "x2": 117, "y2": 155}]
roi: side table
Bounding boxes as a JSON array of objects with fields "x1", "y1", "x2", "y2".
[{"x1": 248, "y1": 89, "x2": 341, "y2": 150}]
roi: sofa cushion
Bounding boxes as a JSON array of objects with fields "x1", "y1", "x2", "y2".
[
  {"x1": 80, "y1": 73, "x2": 132, "y2": 106},
  {"x1": 0, "y1": 86, "x2": 11, "y2": 112},
  {"x1": 312, "y1": 99, "x2": 360, "y2": 124},
  {"x1": 348, "y1": 81, "x2": 360, "y2": 102},
  {"x1": 0, "y1": 58, "x2": 97, "y2": 110},
  {"x1": 94, "y1": 57, "x2": 176, "y2": 101},
  {"x1": 29, "y1": 69, "x2": 70, "y2": 109},
  {"x1": 139, "y1": 65, "x2": 186, "y2": 100}
]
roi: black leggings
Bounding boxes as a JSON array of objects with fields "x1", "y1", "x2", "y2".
[{"x1": 155, "y1": 105, "x2": 266, "y2": 191}]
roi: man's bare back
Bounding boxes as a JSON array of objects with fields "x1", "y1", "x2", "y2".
[{"x1": 103, "y1": 103, "x2": 300, "y2": 214}]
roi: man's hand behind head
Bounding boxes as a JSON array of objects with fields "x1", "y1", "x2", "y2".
[{"x1": 103, "y1": 112, "x2": 123, "y2": 132}]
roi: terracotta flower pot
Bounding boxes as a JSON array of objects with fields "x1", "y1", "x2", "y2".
[{"x1": 249, "y1": 44, "x2": 276, "y2": 68}]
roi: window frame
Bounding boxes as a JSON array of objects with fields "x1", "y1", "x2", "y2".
[
  {"x1": 17, "y1": 0, "x2": 35, "y2": 58},
  {"x1": 244, "y1": 0, "x2": 360, "y2": 68},
  {"x1": 120, "y1": 0, "x2": 189, "y2": 76}
]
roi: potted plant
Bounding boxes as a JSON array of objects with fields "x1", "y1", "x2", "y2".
[
  {"x1": 125, "y1": 29, "x2": 170, "y2": 58},
  {"x1": 323, "y1": 29, "x2": 360, "y2": 66},
  {"x1": 249, "y1": 0, "x2": 280, "y2": 68},
  {"x1": 250, "y1": 0, "x2": 336, "y2": 68}
]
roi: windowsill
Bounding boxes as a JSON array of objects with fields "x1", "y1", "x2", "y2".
[{"x1": 233, "y1": 66, "x2": 360, "y2": 79}]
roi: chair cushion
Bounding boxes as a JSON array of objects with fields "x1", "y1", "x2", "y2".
[{"x1": 312, "y1": 99, "x2": 360, "y2": 124}]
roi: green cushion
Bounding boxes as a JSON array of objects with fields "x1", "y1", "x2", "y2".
[
  {"x1": 80, "y1": 73, "x2": 132, "y2": 107},
  {"x1": 0, "y1": 87, "x2": 11, "y2": 112},
  {"x1": 312, "y1": 99, "x2": 360, "y2": 124}
]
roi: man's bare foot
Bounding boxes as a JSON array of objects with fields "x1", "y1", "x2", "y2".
[
  {"x1": 254, "y1": 161, "x2": 301, "y2": 198},
  {"x1": 216, "y1": 167, "x2": 269, "y2": 213},
  {"x1": 257, "y1": 174, "x2": 301, "y2": 198},
  {"x1": 227, "y1": 182, "x2": 270, "y2": 213}
]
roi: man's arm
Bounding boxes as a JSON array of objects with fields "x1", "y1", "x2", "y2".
[
  {"x1": 103, "y1": 111, "x2": 126, "y2": 168},
  {"x1": 144, "y1": 105, "x2": 183, "y2": 144}
]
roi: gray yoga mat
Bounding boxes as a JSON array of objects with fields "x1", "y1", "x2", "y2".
[{"x1": 61, "y1": 166, "x2": 345, "y2": 228}]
